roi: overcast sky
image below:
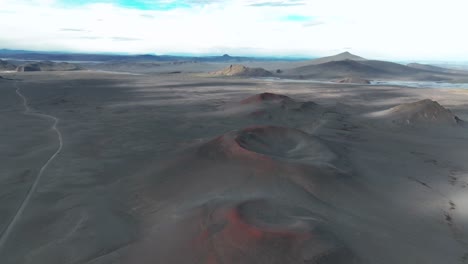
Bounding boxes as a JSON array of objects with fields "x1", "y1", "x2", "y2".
[{"x1": 0, "y1": 0, "x2": 467, "y2": 60}]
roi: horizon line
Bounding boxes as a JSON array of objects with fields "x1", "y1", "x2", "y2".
[
  {"x1": 2, "y1": 48, "x2": 468, "y2": 63},
  {"x1": 0, "y1": 48, "x2": 314, "y2": 59}
]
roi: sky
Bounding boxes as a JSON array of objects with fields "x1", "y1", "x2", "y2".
[{"x1": 0, "y1": 0, "x2": 467, "y2": 60}]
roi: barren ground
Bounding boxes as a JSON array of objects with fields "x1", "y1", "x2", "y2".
[{"x1": 1, "y1": 71, "x2": 467, "y2": 264}]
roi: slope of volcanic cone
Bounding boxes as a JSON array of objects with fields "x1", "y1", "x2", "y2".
[
  {"x1": 235, "y1": 126, "x2": 335, "y2": 164},
  {"x1": 197, "y1": 199, "x2": 360, "y2": 264},
  {"x1": 240, "y1": 92, "x2": 295, "y2": 105},
  {"x1": 198, "y1": 126, "x2": 335, "y2": 166},
  {"x1": 211, "y1": 93, "x2": 321, "y2": 121},
  {"x1": 368, "y1": 99, "x2": 463, "y2": 127}
]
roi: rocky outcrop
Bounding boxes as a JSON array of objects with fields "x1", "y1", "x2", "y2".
[
  {"x1": 211, "y1": 64, "x2": 273, "y2": 77},
  {"x1": 374, "y1": 99, "x2": 464, "y2": 126},
  {"x1": 16, "y1": 61, "x2": 83, "y2": 72},
  {"x1": 337, "y1": 77, "x2": 371, "y2": 84},
  {"x1": 0, "y1": 59, "x2": 17, "y2": 71}
]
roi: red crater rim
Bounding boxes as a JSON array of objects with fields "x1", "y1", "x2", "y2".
[
  {"x1": 198, "y1": 126, "x2": 334, "y2": 165},
  {"x1": 195, "y1": 200, "x2": 357, "y2": 264}
]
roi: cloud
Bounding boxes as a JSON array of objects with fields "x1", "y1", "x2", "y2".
[
  {"x1": 60, "y1": 28, "x2": 87, "y2": 32},
  {"x1": 302, "y1": 21, "x2": 325, "y2": 27},
  {"x1": 0, "y1": 0, "x2": 468, "y2": 60},
  {"x1": 249, "y1": 0, "x2": 305, "y2": 7},
  {"x1": 184, "y1": 0, "x2": 227, "y2": 4},
  {"x1": 58, "y1": 0, "x2": 223, "y2": 10},
  {"x1": 56, "y1": 0, "x2": 190, "y2": 10},
  {"x1": 281, "y1": 14, "x2": 313, "y2": 22},
  {"x1": 72, "y1": 36, "x2": 141, "y2": 41},
  {"x1": 110, "y1": 37, "x2": 142, "y2": 41},
  {"x1": 77, "y1": 36, "x2": 101, "y2": 40}
]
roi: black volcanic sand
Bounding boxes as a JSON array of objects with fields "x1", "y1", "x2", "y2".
[{"x1": 0, "y1": 71, "x2": 468, "y2": 264}]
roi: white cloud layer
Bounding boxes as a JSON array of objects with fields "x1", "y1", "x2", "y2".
[{"x1": 0, "y1": 0, "x2": 467, "y2": 60}]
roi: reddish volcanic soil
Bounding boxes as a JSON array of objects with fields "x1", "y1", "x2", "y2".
[
  {"x1": 193, "y1": 199, "x2": 358, "y2": 264},
  {"x1": 198, "y1": 126, "x2": 335, "y2": 166},
  {"x1": 127, "y1": 125, "x2": 353, "y2": 263},
  {"x1": 128, "y1": 198, "x2": 358, "y2": 264},
  {"x1": 3, "y1": 72, "x2": 467, "y2": 264}
]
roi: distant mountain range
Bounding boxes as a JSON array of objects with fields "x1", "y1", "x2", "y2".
[
  {"x1": 280, "y1": 52, "x2": 468, "y2": 81},
  {"x1": 3, "y1": 48, "x2": 468, "y2": 82},
  {"x1": 0, "y1": 49, "x2": 309, "y2": 62},
  {"x1": 203, "y1": 52, "x2": 468, "y2": 82}
]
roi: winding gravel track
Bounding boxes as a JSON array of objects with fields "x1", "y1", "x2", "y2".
[{"x1": 0, "y1": 82, "x2": 63, "y2": 252}]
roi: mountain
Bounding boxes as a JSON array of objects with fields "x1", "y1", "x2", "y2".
[
  {"x1": 302, "y1": 51, "x2": 367, "y2": 65},
  {"x1": 283, "y1": 55, "x2": 466, "y2": 81},
  {"x1": 359, "y1": 60, "x2": 421, "y2": 75},
  {"x1": 406, "y1": 63, "x2": 468, "y2": 75},
  {"x1": 285, "y1": 59, "x2": 383, "y2": 79}
]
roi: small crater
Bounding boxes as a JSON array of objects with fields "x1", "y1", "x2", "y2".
[{"x1": 199, "y1": 126, "x2": 335, "y2": 166}]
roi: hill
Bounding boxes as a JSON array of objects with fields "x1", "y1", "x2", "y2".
[
  {"x1": 302, "y1": 51, "x2": 366, "y2": 65},
  {"x1": 275, "y1": 51, "x2": 468, "y2": 81},
  {"x1": 16, "y1": 61, "x2": 83, "y2": 72},
  {"x1": 406, "y1": 63, "x2": 468, "y2": 75},
  {"x1": 285, "y1": 59, "x2": 384, "y2": 79},
  {"x1": 210, "y1": 64, "x2": 273, "y2": 77},
  {"x1": 283, "y1": 58, "x2": 459, "y2": 80},
  {"x1": 407, "y1": 63, "x2": 452, "y2": 73},
  {"x1": 370, "y1": 99, "x2": 463, "y2": 126},
  {"x1": 0, "y1": 59, "x2": 17, "y2": 71}
]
